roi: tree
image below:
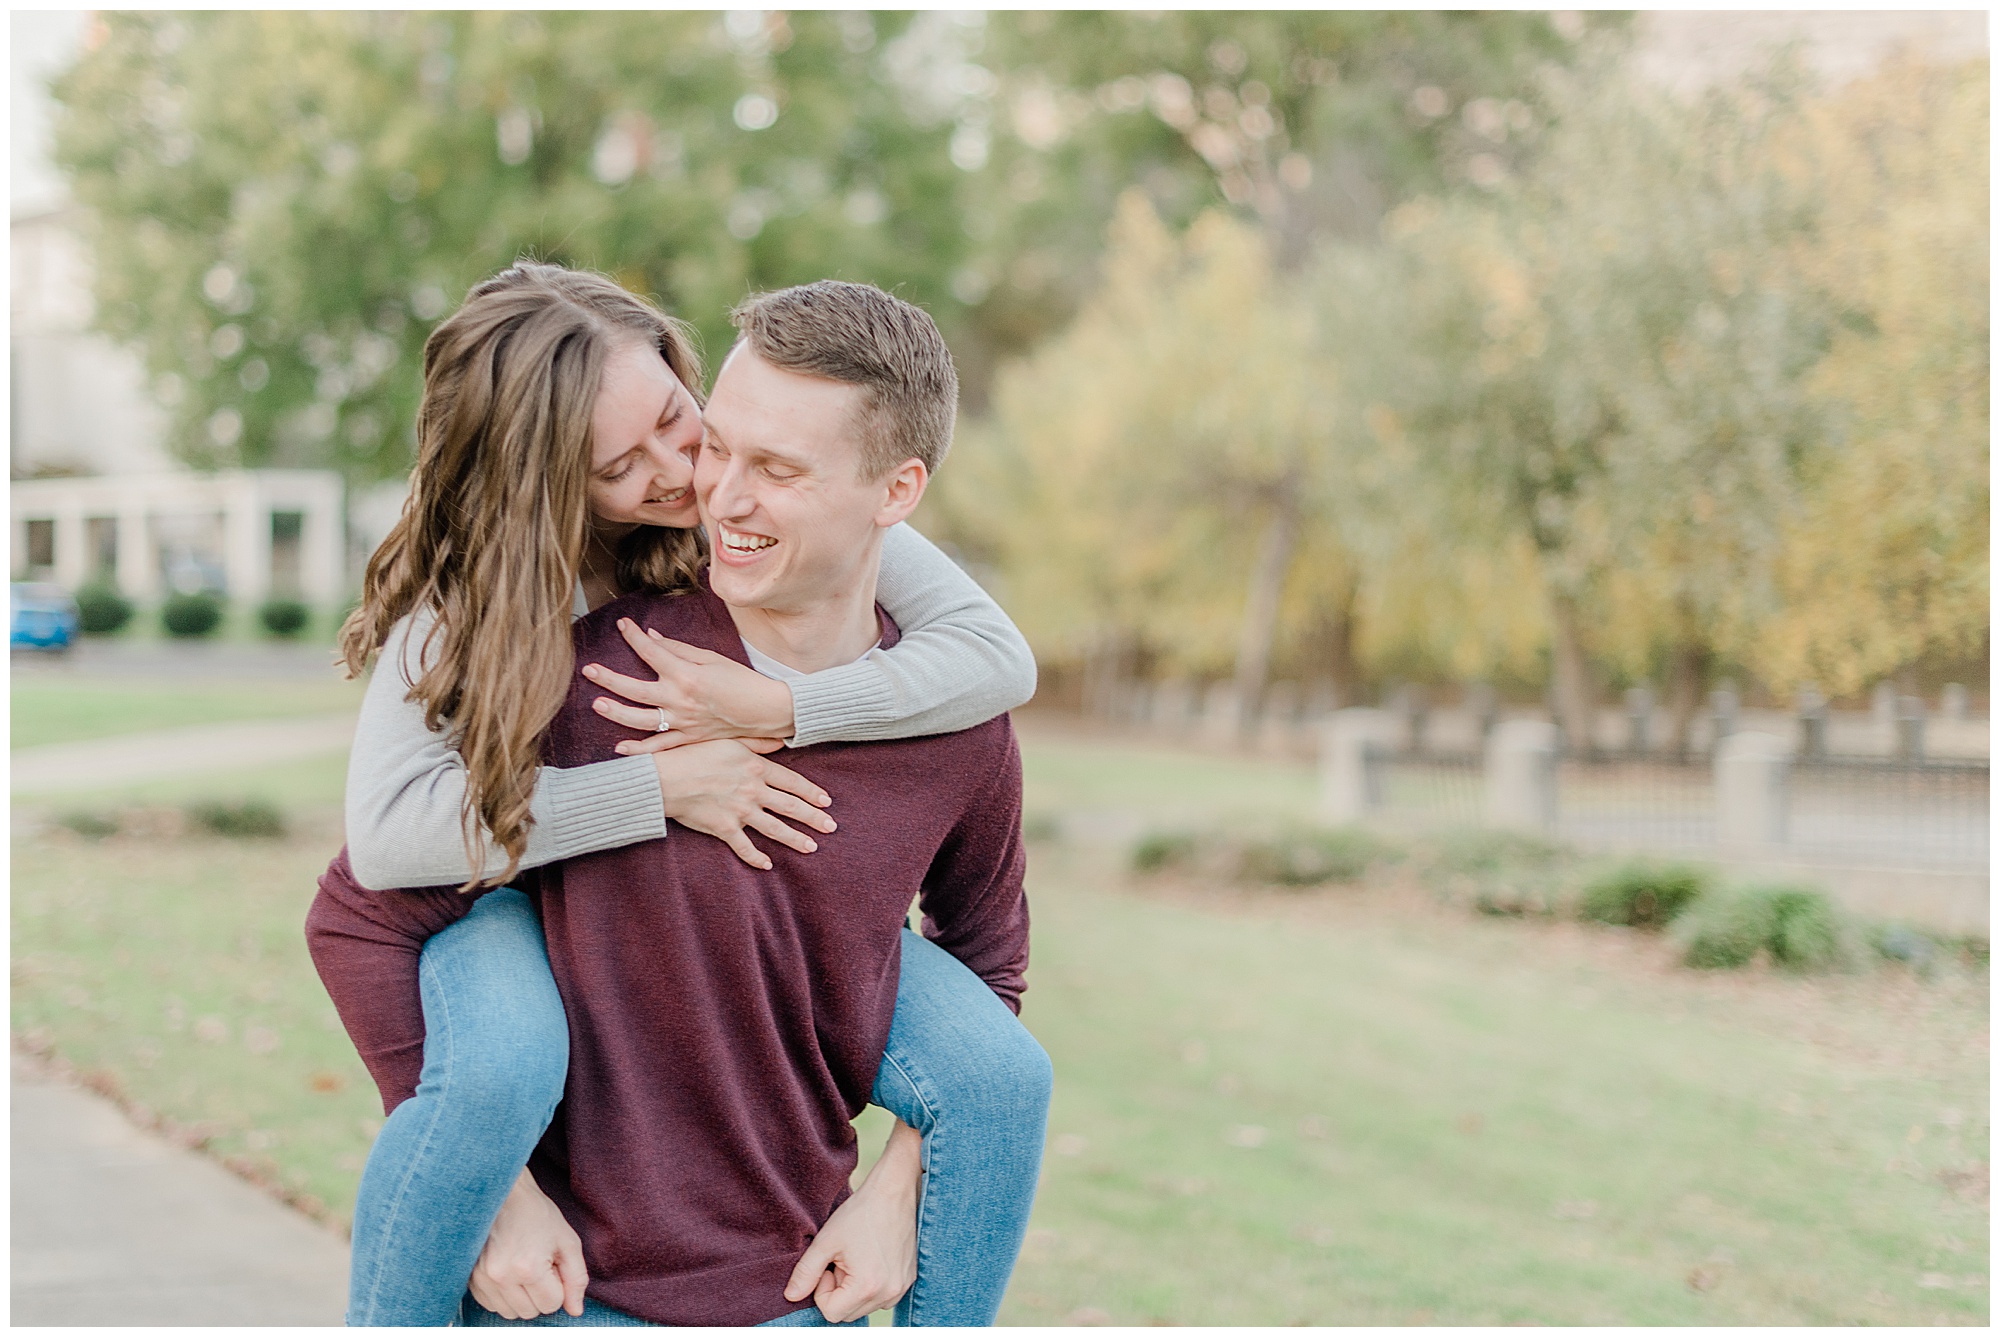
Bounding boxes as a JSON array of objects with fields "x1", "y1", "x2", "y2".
[
  {"x1": 960, "y1": 12, "x2": 1623, "y2": 374},
  {"x1": 929, "y1": 194, "x2": 1339, "y2": 719},
  {"x1": 1363, "y1": 56, "x2": 1834, "y2": 752},
  {"x1": 1759, "y1": 56, "x2": 1988, "y2": 698},
  {"x1": 49, "y1": 11, "x2": 1614, "y2": 480},
  {"x1": 52, "y1": 11, "x2": 979, "y2": 480}
]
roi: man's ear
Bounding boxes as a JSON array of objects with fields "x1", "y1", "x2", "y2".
[{"x1": 874, "y1": 458, "x2": 929, "y2": 529}]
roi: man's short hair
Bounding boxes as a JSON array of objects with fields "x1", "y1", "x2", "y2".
[{"x1": 729, "y1": 281, "x2": 957, "y2": 479}]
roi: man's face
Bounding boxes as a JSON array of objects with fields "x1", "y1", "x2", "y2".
[{"x1": 696, "y1": 345, "x2": 921, "y2": 613}]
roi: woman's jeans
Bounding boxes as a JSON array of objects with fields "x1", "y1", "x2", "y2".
[
  {"x1": 457, "y1": 1296, "x2": 865, "y2": 1327},
  {"x1": 345, "y1": 889, "x2": 1052, "y2": 1327}
]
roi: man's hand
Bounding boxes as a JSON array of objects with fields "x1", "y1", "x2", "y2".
[
  {"x1": 581, "y1": 618, "x2": 797, "y2": 751},
  {"x1": 649, "y1": 739, "x2": 837, "y2": 871},
  {"x1": 784, "y1": 1119, "x2": 924, "y2": 1323},
  {"x1": 468, "y1": 1169, "x2": 589, "y2": 1321}
]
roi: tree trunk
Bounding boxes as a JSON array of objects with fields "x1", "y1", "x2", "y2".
[
  {"x1": 1322, "y1": 579, "x2": 1361, "y2": 711},
  {"x1": 1665, "y1": 637, "x2": 1711, "y2": 760},
  {"x1": 1232, "y1": 496, "x2": 1301, "y2": 735},
  {"x1": 1548, "y1": 589, "x2": 1597, "y2": 757}
]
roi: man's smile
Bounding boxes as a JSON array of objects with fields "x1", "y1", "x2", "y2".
[{"x1": 715, "y1": 524, "x2": 779, "y2": 563}]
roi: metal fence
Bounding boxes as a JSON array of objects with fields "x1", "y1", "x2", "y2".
[
  {"x1": 1787, "y1": 757, "x2": 1988, "y2": 869},
  {"x1": 1368, "y1": 745, "x2": 1989, "y2": 872}
]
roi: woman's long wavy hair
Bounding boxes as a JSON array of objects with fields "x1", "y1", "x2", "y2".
[{"x1": 338, "y1": 262, "x2": 706, "y2": 888}]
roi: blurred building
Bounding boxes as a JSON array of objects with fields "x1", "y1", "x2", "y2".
[{"x1": 10, "y1": 15, "x2": 358, "y2": 607}]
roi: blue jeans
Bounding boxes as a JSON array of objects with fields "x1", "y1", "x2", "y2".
[
  {"x1": 346, "y1": 889, "x2": 1051, "y2": 1327},
  {"x1": 457, "y1": 1296, "x2": 865, "y2": 1326}
]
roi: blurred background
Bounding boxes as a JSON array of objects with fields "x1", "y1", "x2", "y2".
[{"x1": 11, "y1": 10, "x2": 1989, "y2": 1327}]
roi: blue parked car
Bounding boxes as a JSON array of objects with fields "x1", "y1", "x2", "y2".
[{"x1": 11, "y1": 582, "x2": 79, "y2": 652}]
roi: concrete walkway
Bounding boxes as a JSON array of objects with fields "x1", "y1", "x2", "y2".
[
  {"x1": 11, "y1": 713, "x2": 357, "y2": 795},
  {"x1": 11, "y1": 1052, "x2": 350, "y2": 1325}
]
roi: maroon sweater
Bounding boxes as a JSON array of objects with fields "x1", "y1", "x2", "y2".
[{"x1": 305, "y1": 584, "x2": 1029, "y2": 1326}]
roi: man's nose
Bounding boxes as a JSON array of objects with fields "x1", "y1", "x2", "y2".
[{"x1": 704, "y1": 455, "x2": 754, "y2": 519}]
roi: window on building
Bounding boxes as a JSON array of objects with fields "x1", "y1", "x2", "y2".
[
  {"x1": 24, "y1": 518, "x2": 55, "y2": 569},
  {"x1": 86, "y1": 517, "x2": 118, "y2": 580},
  {"x1": 271, "y1": 510, "x2": 305, "y2": 596}
]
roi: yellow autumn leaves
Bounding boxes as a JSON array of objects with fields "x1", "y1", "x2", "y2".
[{"x1": 933, "y1": 54, "x2": 1986, "y2": 709}]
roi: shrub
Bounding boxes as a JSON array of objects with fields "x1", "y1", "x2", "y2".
[
  {"x1": 74, "y1": 582, "x2": 134, "y2": 635},
  {"x1": 1869, "y1": 923, "x2": 1937, "y2": 969},
  {"x1": 1679, "y1": 884, "x2": 1846, "y2": 972},
  {"x1": 188, "y1": 799, "x2": 286, "y2": 839},
  {"x1": 54, "y1": 810, "x2": 119, "y2": 839},
  {"x1": 1131, "y1": 830, "x2": 1200, "y2": 874},
  {"x1": 1421, "y1": 827, "x2": 1575, "y2": 917},
  {"x1": 258, "y1": 597, "x2": 311, "y2": 638},
  {"x1": 1579, "y1": 862, "x2": 1708, "y2": 930},
  {"x1": 1426, "y1": 828, "x2": 1568, "y2": 878},
  {"x1": 1236, "y1": 827, "x2": 1391, "y2": 887},
  {"x1": 1767, "y1": 887, "x2": 1843, "y2": 969},
  {"x1": 1021, "y1": 812, "x2": 1062, "y2": 844},
  {"x1": 161, "y1": 592, "x2": 224, "y2": 638}
]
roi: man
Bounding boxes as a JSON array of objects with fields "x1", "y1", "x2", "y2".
[{"x1": 309, "y1": 282, "x2": 1034, "y2": 1325}]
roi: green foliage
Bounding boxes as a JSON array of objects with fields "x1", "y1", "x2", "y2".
[
  {"x1": 257, "y1": 597, "x2": 311, "y2": 638},
  {"x1": 1678, "y1": 884, "x2": 1847, "y2": 972},
  {"x1": 1020, "y1": 812, "x2": 1063, "y2": 844},
  {"x1": 54, "y1": 810, "x2": 120, "y2": 839},
  {"x1": 1578, "y1": 861, "x2": 1708, "y2": 930},
  {"x1": 50, "y1": 12, "x2": 1599, "y2": 480},
  {"x1": 1419, "y1": 827, "x2": 1575, "y2": 918},
  {"x1": 73, "y1": 582, "x2": 134, "y2": 636},
  {"x1": 1236, "y1": 826, "x2": 1391, "y2": 887},
  {"x1": 160, "y1": 592, "x2": 224, "y2": 638},
  {"x1": 1134, "y1": 824, "x2": 1394, "y2": 887},
  {"x1": 1132, "y1": 830, "x2": 1201, "y2": 874},
  {"x1": 187, "y1": 798, "x2": 287, "y2": 839}
]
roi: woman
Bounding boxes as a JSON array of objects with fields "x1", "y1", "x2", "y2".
[{"x1": 309, "y1": 262, "x2": 1049, "y2": 1326}]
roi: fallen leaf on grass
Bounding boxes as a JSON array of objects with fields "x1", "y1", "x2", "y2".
[
  {"x1": 1457, "y1": 1112, "x2": 1484, "y2": 1135},
  {"x1": 1053, "y1": 1133, "x2": 1088, "y2": 1157},
  {"x1": 1936, "y1": 1163, "x2": 1989, "y2": 1204},
  {"x1": 1686, "y1": 1266, "x2": 1722, "y2": 1292},
  {"x1": 193, "y1": 1016, "x2": 229, "y2": 1044},
  {"x1": 308, "y1": 1070, "x2": 346, "y2": 1094}
]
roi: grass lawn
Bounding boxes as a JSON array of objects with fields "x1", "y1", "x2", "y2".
[
  {"x1": 13, "y1": 677, "x2": 364, "y2": 751},
  {"x1": 10, "y1": 717, "x2": 1988, "y2": 1325}
]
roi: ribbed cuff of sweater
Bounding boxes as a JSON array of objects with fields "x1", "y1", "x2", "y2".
[
  {"x1": 787, "y1": 660, "x2": 900, "y2": 747},
  {"x1": 538, "y1": 754, "x2": 668, "y2": 859}
]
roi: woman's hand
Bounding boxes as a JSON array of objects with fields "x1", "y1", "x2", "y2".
[
  {"x1": 652, "y1": 739, "x2": 835, "y2": 871},
  {"x1": 783, "y1": 1119, "x2": 923, "y2": 1323},
  {"x1": 468, "y1": 1169, "x2": 589, "y2": 1320},
  {"x1": 582, "y1": 618, "x2": 797, "y2": 752}
]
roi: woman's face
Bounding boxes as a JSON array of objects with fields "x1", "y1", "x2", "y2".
[{"x1": 587, "y1": 339, "x2": 704, "y2": 535}]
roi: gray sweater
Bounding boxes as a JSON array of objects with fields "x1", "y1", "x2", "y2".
[{"x1": 344, "y1": 522, "x2": 1035, "y2": 889}]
